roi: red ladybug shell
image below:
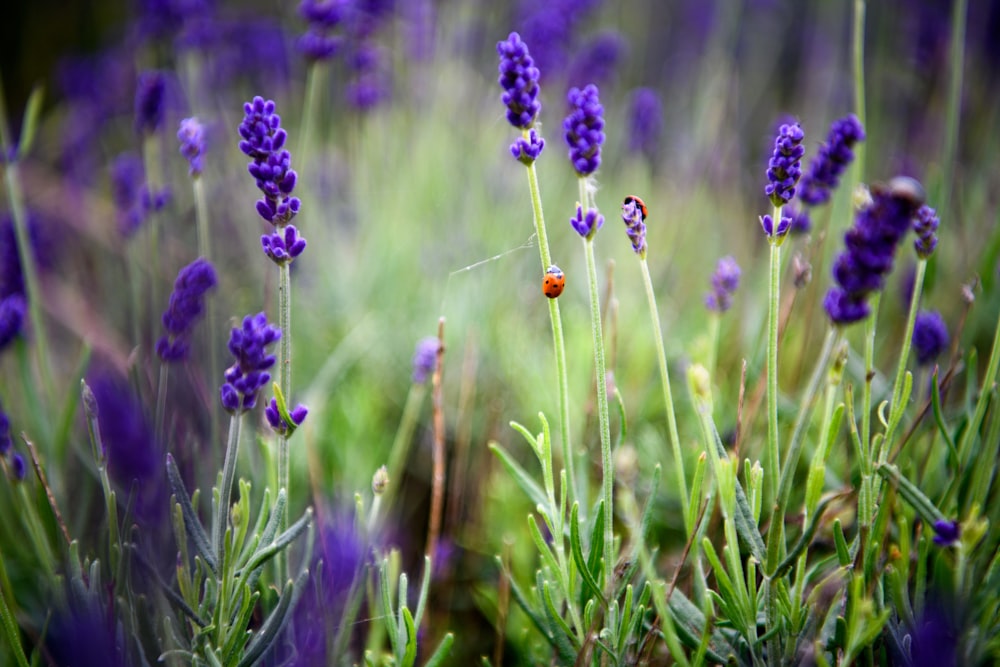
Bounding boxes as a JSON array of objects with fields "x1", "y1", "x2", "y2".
[
  {"x1": 623, "y1": 195, "x2": 648, "y2": 220},
  {"x1": 542, "y1": 265, "x2": 565, "y2": 299}
]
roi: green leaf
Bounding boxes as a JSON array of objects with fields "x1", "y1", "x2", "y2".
[
  {"x1": 527, "y1": 514, "x2": 561, "y2": 581},
  {"x1": 380, "y1": 560, "x2": 398, "y2": 658},
  {"x1": 496, "y1": 556, "x2": 549, "y2": 643},
  {"x1": 14, "y1": 85, "x2": 44, "y2": 158},
  {"x1": 587, "y1": 499, "x2": 606, "y2": 589},
  {"x1": 237, "y1": 569, "x2": 308, "y2": 667},
  {"x1": 537, "y1": 573, "x2": 578, "y2": 663},
  {"x1": 400, "y1": 606, "x2": 417, "y2": 667},
  {"x1": 570, "y1": 503, "x2": 603, "y2": 603},
  {"x1": 833, "y1": 519, "x2": 851, "y2": 567},
  {"x1": 423, "y1": 633, "x2": 454, "y2": 667},
  {"x1": 489, "y1": 442, "x2": 548, "y2": 509},
  {"x1": 166, "y1": 454, "x2": 217, "y2": 573},
  {"x1": 0, "y1": 583, "x2": 30, "y2": 667}
]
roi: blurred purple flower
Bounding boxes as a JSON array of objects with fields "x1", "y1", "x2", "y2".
[
  {"x1": 220, "y1": 312, "x2": 281, "y2": 412},
  {"x1": 298, "y1": 0, "x2": 349, "y2": 61},
  {"x1": 931, "y1": 519, "x2": 960, "y2": 547},
  {"x1": 913, "y1": 310, "x2": 949, "y2": 366},
  {"x1": 238, "y1": 96, "x2": 301, "y2": 226},
  {"x1": 177, "y1": 117, "x2": 207, "y2": 176},
  {"x1": 156, "y1": 258, "x2": 217, "y2": 363},
  {"x1": 0, "y1": 295, "x2": 27, "y2": 352},
  {"x1": 45, "y1": 601, "x2": 126, "y2": 667},
  {"x1": 110, "y1": 153, "x2": 149, "y2": 236},
  {"x1": 705, "y1": 256, "x2": 741, "y2": 313},
  {"x1": 627, "y1": 87, "x2": 663, "y2": 165},
  {"x1": 563, "y1": 84, "x2": 605, "y2": 176},
  {"x1": 786, "y1": 204, "x2": 812, "y2": 235},
  {"x1": 798, "y1": 114, "x2": 865, "y2": 207},
  {"x1": 0, "y1": 403, "x2": 11, "y2": 454},
  {"x1": 824, "y1": 178, "x2": 925, "y2": 325},
  {"x1": 10, "y1": 452, "x2": 26, "y2": 480},
  {"x1": 765, "y1": 122, "x2": 805, "y2": 207},
  {"x1": 567, "y1": 31, "x2": 625, "y2": 89},
  {"x1": 134, "y1": 70, "x2": 167, "y2": 135},
  {"x1": 497, "y1": 32, "x2": 542, "y2": 130},
  {"x1": 913, "y1": 204, "x2": 940, "y2": 259},
  {"x1": 412, "y1": 336, "x2": 438, "y2": 384}
]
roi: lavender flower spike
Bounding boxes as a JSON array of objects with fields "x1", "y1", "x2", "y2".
[
  {"x1": 563, "y1": 84, "x2": 605, "y2": 177},
  {"x1": 798, "y1": 114, "x2": 865, "y2": 206},
  {"x1": 298, "y1": 0, "x2": 348, "y2": 62},
  {"x1": 412, "y1": 336, "x2": 438, "y2": 384},
  {"x1": 497, "y1": 32, "x2": 541, "y2": 130},
  {"x1": 621, "y1": 197, "x2": 647, "y2": 257},
  {"x1": 912, "y1": 310, "x2": 949, "y2": 366},
  {"x1": 177, "y1": 117, "x2": 207, "y2": 176},
  {"x1": 156, "y1": 257, "x2": 217, "y2": 362},
  {"x1": 135, "y1": 71, "x2": 166, "y2": 135},
  {"x1": 705, "y1": 256, "x2": 741, "y2": 313},
  {"x1": 238, "y1": 96, "x2": 301, "y2": 227},
  {"x1": 220, "y1": 313, "x2": 282, "y2": 412},
  {"x1": 262, "y1": 225, "x2": 308, "y2": 265},
  {"x1": 765, "y1": 122, "x2": 805, "y2": 207},
  {"x1": 823, "y1": 177, "x2": 926, "y2": 326},
  {"x1": 913, "y1": 204, "x2": 940, "y2": 258}
]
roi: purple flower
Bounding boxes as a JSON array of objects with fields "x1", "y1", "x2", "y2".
[
  {"x1": 566, "y1": 31, "x2": 625, "y2": 90},
  {"x1": 134, "y1": 71, "x2": 167, "y2": 135},
  {"x1": 823, "y1": 177, "x2": 926, "y2": 325},
  {"x1": 787, "y1": 204, "x2": 812, "y2": 234},
  {"x1": 621, "y1": 196, "x2": 647, "y2": 257},
  {"x1": 109, "y1": 153, "x2": 167, "y2": 237},
  {"x1": 156, "y1": 258, "x2": 217, "y2": 363},
  {"x1": 497, "y1": 32, "x2": 542, "y2": 130},
  {"x1": 265, "y1": 398, "x2": 309, "y2": 434},
  {"x1": 177, "y1": 117, "x2": 207, "y2": 176},
  {"x1": 261, "y1": 225, "x2": 308, "y2": 265},
  {"x1": 238, "y1": 96, "x2": 301, "y2": 226},
  {"x1": 563, "y1": 84, "x2": 605, "y2": 177},
  {"x1": 627, "y1": 88, "x2": 663, "y2": 164},
  {"x1": 765, "y1": 122, "x2": 805, "y2": 207},
  {"x1": 570, "y1": 204, "x2": 604, "y2": 239},
  {"x1": 705, "y1": 256, "x2": 741, "y2": 313},
  {"x1": 412, "y1": 336, "x2": 438, "y2": 384},
  {"x1": 913, "y1": 310, "x2": 949, "y2": 366},
  {"x1": 510, "y1": 128, "x2": 545, "y2": 165},
  {"x1": 0, "y1": 295, "x2": 26, "y2": 352},
  {"x1": 10, "y1": 452, "x2": 26, "y2": 480},
  {"x1": 931, "y1": 519, "x2": 960, "y2": 546},
  {"x1": 798, "y1": 114, "x2": 865, "y2": 206},
  {"x1": 298, "y1": 0, "x2": 348, "y2": 61},
  {"x1": 220, "y1": 313, "x2": 281, "y2": 412},
  {"x1": 345, "y1": 42, "x2": 390, "y2": 110},
  {"x1": 913, "y1": 204, "x2": 940, "y2": 258},
  {"x1": 759, "y1": 214, "x2": 792, "y2": 239},
  {"x1": 0, "y1": 404, "x2": 11, "y2": 454}
]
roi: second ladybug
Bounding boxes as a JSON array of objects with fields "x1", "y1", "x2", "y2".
[{"x1": 542, "y1": 265, "x2": 565, "y2": 299}]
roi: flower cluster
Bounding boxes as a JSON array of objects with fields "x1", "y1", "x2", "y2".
[
  {"x1": 764, "y1": 122, "x2": 805, "y2": 207},
  {"x1": 156, "y1": 258, "x2": 217, "y2": 362},
  {"x1": 913, "y1": 310, "x2": 949, "y2": 366},
  {"x1": 798, "y1": 114, "x2": 865, "y2": 206},
  {"x1": 823, "y1": 177, "x2": 926, "y2": 325},
  {"x1": 621, "y1": 197, "x2": 647, "y2": 257},
  {"x1": 298, "y1": 0, "x2": 348, "y2": 61},
  {"x1": 563, "y1": 84, "x2": 605, "y2": 177},
  {"x1": 412, "y1": 336, "x2": 439, "y2": 384},
  {"x1": 705, "y1": 256, "x2": 741, "y2": 313},
  {"x1": 134, "y1": 71, "x2": 166, "y2": 135},
  {"x1": 913, "y1": 204, "x2": 940, "y2": 258},
  {"x1": 510, "y1": 129, "x2": 545, "y2": 165},
  {"x1": 238, "y1": 96, "x2": 302, "y2": 227},
  {"x1": 264, "y1": 398, "x2": 309, "y2": 435},
  {"x1": 261, "y1": 225, "x2": 308, "y2": 265},
  {"x1": 570, "y1": 204, "x2": 604, "y2": 239},
  {"x1": 0, "y1": 216, "x2": 38, "y2": 352},
  {"x1": 220, "y1": 313, "x2": 282, "y2": 412},
  {"x1": 177, "y1": 117, "x2": 206, "y2": 176},
  {"x1": 497, "y1": 32, "x2": 541, "y2": 130}
]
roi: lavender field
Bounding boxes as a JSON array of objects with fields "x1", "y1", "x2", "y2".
[{"x1": 2, "y1": 1, "x2": 1000, "y2": 665}]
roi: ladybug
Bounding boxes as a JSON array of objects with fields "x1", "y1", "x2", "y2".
[
  {"x1": 542, "y1": 265, "x2": 565, "y2": 299},
  {"x1": 623, "y1": 195, "x2": 648, "y2": 221}
]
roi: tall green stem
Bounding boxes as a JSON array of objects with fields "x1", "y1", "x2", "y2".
[
  {"x1": 639, "y1": 258, "x2": 688, "y2": 532},
  {"x1": 852, "y1": 0, "x2": 867, "y2": 180},
  {"x1": 214, "y1": 414, "x2": 244, "y2": 559},
  {"x1": 192, "y1": 176, "x2": 220, "y2": 453},
  {"x1": 524, "y1": 152, "x2": 575, "y2": 507},
  {"x1": 277, "y1": 261, "x2": 292, "y2": 580},
  {"x1": 881, "y1": 260, "x2": 927, "y2": 458},
  {"x1": 583, "y1": 235, "x2": 613, "y2": 591},
  {"x1": 765, "y1": 204, "x2": 783, "y2": 507}
]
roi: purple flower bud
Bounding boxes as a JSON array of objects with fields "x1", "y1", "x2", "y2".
[
  {"x1": 787, "y1": 204, "x2": 812, "y2": 235},
  {"x1": 497, "y1": 32, "x2": 542, "y2": 130},
  {"x1": 262, "y1": 225, "x2": 308, "y2": 265},
  {"x1": 764, "y1": 122, "x2": 805, "y2": 207},
  {"x1": 570, "y1": 204, "x2": 604, "y2": 239},
  {"x1": 0, "y1": 295, "x2": 26, "y2": 352},
  {"x1": 265, "y1": 397, "x2": 309, "y2": 434},
  {"x1": 177, "y1": 117, "x2": 207, "y2": 176},
  {"x1": 563, "y1": 84, "x2": 605, "y2": 177},
  {"x1": 11, "y1": 452, "x2": 26, "y2": 480},
  {"x1": 0, "y1": 403, "x2": 11, "y2": 455},
  {"x1": 913, "y1": 310, "x2": 949, "y2": 366},
  {"x1": 134, "y1": 71, "x2": 167, "y2": 135},
  {"x1": 798, "y1": 114, "x2": 865, "y2": 206},
  {"x1": 238, "y1": 96, "x2": 301, "y2": 227},
  {"x1": 220, "y1": 313, "x2": 282, "y2": 413},
  {"x1": 510, "y1": 129, "x2": 545, "y2": 165},
  {"x1": 931, "y1": 519, "x2": 960, "y2": 546},
  {"x1": 157, "y1": 258, "x2": 217, "y2": 363},
  {"x1": 412, "y1": 336, "x2": 438, "y2": 384},
  {"x1": 705, "y1": 256, "x2": 741, "y2": 313},
  {"x1": 913, "y1": 204, "x2": 939, "y2": 259},
  {"x1": 760, "y1": 214, "x2": 791, "y2": 239}
]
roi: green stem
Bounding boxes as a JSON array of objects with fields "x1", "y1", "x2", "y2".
[
  {"x1": 155, "y1": 362, "x2": 168, "y2": 440},
  {"x1": 583, "y1": 235, "x2": 613, "y2": 591},
  {"x1": 639, "y1": 257, "x2": 689, "y2": 532},
  {"x1": 142, "y1": 133, "x2": 162, "y2": 349},
  {"x1": 765, "y1": 204, "x2": 783, "y2": 506},
  {"x1": 940, "y1": 0, "x2": 967, "y2": 219},
  {"x1": 881, "y1": 260, "x2": 926, "y2": 457},
  {"x1": 277, "y1": 260, "x2": 292, "y2": 580},
  {"x1": 192, "y1": 176, "x2": 220, "y2": 454},
  {"x1": 524, "y1": 152, "x2": 575, "y2": 508},
  {"x1": 852, "y1": 0, "x2": 867, "y2": 181},
  {"x1": 215, "y1": 414, "x2": 243, "y2": 560},
  {"x1": 861, "y1": 292, "x2": 880, "y2": 476},
  {"x1": 376, "y1": 383, "x2": 428, "y2": 526}
]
